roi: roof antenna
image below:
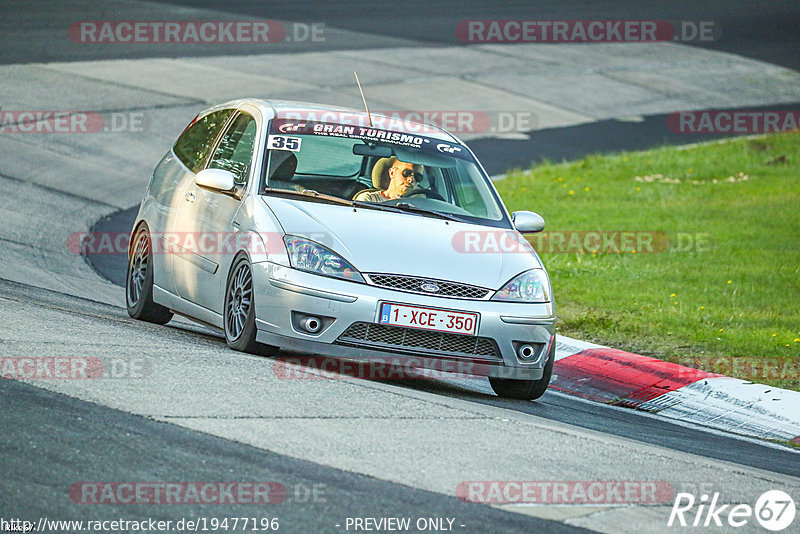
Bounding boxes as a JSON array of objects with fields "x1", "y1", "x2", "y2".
[{"x1": 354, "y1": 71, "x2": 373, "y2": 128}]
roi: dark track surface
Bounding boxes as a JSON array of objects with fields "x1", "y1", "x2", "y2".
[
  {"x1": 379, "y1": 376, "x2": 800, "y2": 479},
  {"x1": 0, "y1": 377, "x2": 588, "y2": 534},
  {"x1": 157, "y1": 0, "x2": 800, "y2": 69},
  {"x1": 2, "y1": 1, "x2": 799, "y2": 70},
  {"x1": 470, "y1": 103, "x2": 800, "y2": 174}
]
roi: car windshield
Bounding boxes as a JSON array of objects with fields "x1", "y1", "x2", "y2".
[{"x1": 259, "y1": 119, "x2": 510, "y2": 227}]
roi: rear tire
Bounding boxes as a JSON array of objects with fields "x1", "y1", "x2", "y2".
[
  {"x1": 126, "y1": 225, "x2": 173, "y2": 324},
  {"x1": 489, "y1": 342, "x2": 555, "y2": 400},
  {"x1": 224, "y1": 256, "x2": 263, "y2": 354}
]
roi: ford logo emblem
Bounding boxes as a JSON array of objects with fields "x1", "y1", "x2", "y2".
[{"x1": 420, "y1": 282, "x2": 440, "y2": 293}]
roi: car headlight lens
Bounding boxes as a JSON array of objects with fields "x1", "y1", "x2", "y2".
[
  {"x1": 283, "y1": 235, "x2": 365, "y2": 283},
  {"x1": 492, "y1": 269, "x2": 550, "y2": 303}
]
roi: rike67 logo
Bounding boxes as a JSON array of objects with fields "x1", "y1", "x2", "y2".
[{"x1": 668, "y1": 490, "x2": 796, "y2": 531}]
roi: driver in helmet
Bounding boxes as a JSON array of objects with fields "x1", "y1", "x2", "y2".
[{"x1": 356, "y1": 158, "x2": 424, "y2": 202}]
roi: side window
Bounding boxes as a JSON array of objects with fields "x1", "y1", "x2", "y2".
[
  {"x1": 173, "y1": 109, "x2": 235, "y2": 173},
  {"x1": 446, "y1": 166, "x2": 488, "y2": 217},
  {"x1": 207, "y1": 112, "x2": 258, "y2": 184}
]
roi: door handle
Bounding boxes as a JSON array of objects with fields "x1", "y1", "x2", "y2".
[{"x1": 184, "y1": 191, "x2": 195, "y2": 203}]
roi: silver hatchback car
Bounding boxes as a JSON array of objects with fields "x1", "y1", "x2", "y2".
[{"x1": 127, "y1": 99, "x2": 555, "y2": 399}]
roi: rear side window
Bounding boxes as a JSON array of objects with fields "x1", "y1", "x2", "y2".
[
  {"x1": 173, "y1": 109, "x2": 235, "y2": 173},
  {"x1": 208, "y1": 112, "x2": 258, "y2": 184}
]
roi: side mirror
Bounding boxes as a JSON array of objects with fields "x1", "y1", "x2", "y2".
[
  {"x1": 512, "y1": 211, "x2": 545, "y2": 233},
  {"x1": 195, "y1": 168, "x2": 235, "y2": 192}
]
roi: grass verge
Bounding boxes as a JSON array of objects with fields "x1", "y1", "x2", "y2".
[{"x1": 495, "y1": 131, "x2": 800, "y2": 390}]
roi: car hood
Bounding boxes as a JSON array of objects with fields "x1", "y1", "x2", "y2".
[{"x1": 262, "y1": 197, "x2": 543, "y2": 290}]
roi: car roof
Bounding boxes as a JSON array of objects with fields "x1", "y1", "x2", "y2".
[{"x1": 208, "y1": 98, "x2": 462, "y2": 144}]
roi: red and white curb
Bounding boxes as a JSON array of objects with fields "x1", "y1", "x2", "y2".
[{"x1": 553, "y1": 337, "x2": 800, "y2": 444}]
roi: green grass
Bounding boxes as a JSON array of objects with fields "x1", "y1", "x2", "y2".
[{"x1": 495, "y1": 131, "x2": 800, "y2": 390}]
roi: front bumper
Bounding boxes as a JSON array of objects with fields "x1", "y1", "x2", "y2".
[{"x1": 252, "y1": 263, "x2": 556, "y2": 380}]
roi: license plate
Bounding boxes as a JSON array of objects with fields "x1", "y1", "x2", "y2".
[{"x1": 378, "y1": 302, "x2": 478, "y2": 336}]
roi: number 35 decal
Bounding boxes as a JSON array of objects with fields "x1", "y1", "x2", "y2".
[{"x1": 267, "y1": 135, "x2": 302, "y2": 151}]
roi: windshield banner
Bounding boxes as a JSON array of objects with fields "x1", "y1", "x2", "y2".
[{"x1": 269, "y1": 118, "x2": 474, "y2": 161}]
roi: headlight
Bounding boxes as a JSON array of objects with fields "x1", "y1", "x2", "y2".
[
  {"x1": 283, "y1": 235, "x2": 365, "y2": 283},
  {"x1": 492, "y1": 269, "x2": 550, "y2": 303}
]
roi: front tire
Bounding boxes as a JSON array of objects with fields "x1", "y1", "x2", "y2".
[
  {"x1": 489, "y1": 342, "x2": 555, "y2": 400},
  {"x1": 224, "y1": 256, "x2": 262, "y2": 353},
  {"x1": 126, "y1": 225, "x2": 173, "y2": 324}
]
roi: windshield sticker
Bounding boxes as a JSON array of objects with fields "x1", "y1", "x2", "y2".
[
  {"x1": 436, "y1": 143, "x2": 463, "y2": 154},
  {"x1": 267, "y1": 135, "x2": 302, "y2": 151},
  {"x1": 270, "y1": 119, "x2": 473, "y2": 160}
]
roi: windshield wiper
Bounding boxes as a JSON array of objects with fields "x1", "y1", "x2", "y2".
[
  {"x1": 391, "y1": 202, "x2": 465, "y2": 222},
  {"x1": 263, "y1": 190, "x2": 416, "y2": 215},
  {"x1": 262, "y1": 188, "x2": 353, "y2": 206},
  {"x1": 351, "y1": 200, "x2": 459, "y2": 221},
  {"x1": 350, "y1": 200, "x2": 410, "y2": 214},
  {"x1": 263, "y1": 190, "x2": 465, "y2": 222}
]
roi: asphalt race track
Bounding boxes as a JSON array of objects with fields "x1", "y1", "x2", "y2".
[
  {"x1": 3, "y1": 1, "x2": 799, "y2": 70},
  {"x1": 1, "y1": 2, "x2": 799, "y2": 533},
  {"x1": 2, "y1": 374, "x2": 581, "y2": 534},
  {"x1": 84, "y1": 206, "x2": 800, "y2": 480}
]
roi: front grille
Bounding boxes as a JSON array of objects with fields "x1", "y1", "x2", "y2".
[
  {"x1": 336, "y1": 322, "x2": 501, "y2": 361},
  {"x1": 365, "y1": 273, "x2": 492, "y2": 300}
]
